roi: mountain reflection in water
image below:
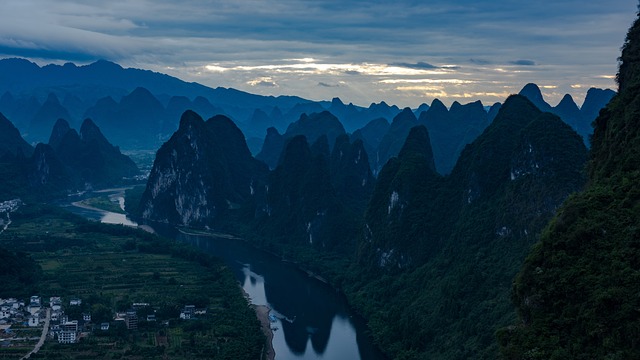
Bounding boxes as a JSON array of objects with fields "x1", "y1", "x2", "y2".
[
  {"x1": 179, "y1": 231, "x2": 384, "y2": 360},
  {"x1": 64, "y1": 195, "x2": 384, "y2": 360}
]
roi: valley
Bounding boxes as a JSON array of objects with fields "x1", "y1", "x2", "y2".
[{"x1": 0, "y1": 8, "x2": 636, "y2": 359}]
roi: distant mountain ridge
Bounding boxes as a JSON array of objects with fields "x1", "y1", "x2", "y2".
[
  {"x1": 0, "y1": 113, "x2": 139, "y2": 201},
  {"x1": 256, "y1": 111, "x2": 347, "y2": 169},
  {"x1": 518, "y1": 83, "x2": 616, "y2": 145},
  {"x1": 0, "y1": 58, "x2": 404, "y2": 148}
]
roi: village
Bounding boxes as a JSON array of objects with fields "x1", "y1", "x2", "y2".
[{"x1": 0, "y1": 294, "x2": 206, "y2": 355}]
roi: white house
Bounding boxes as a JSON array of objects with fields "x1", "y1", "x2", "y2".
[
  {"x1": 180, "y1": 305, "x2": 196, "y2": 320},
  {"x1": 28, "y1": 302, "x2": 41, "y2": 316},
  {"x1": 28, "y1": 315, "x2": 39, "y2": 327},
  {"x1": 58, "y1": 321, "x2": 78, "y2": 344},
  {"x1": 50, "y1": 297, "x2": 62, "y2": 311},
  {"x1": 0, "y1": 306, "x2": 10, "y2": 319}
]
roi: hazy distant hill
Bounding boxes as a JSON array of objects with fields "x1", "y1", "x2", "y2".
[
  {"x1": 373, "y1": 108, "x2": 418, "y2": 174},
  {"x1": 0, "y1": 114, "x2": 138, "y2": 201},
  {"x1": 0, "y1": 58, "x2": 402, "y2": 150},
  {"x1": 28, "y1": 93, "x2": 73, "y2": 144},
  {"x1": 519, "y1": 83, "x2": 616, "y2": 145},
  {"x1": 0, "y1": 112, "x2": 33, "y2": 158},
  {"x1": 417, "y1": 99, "x2": 490, "y2": 174},
  {"x1": 256, "y1": 111, "x2": 347, "y2": 169},
  {"x1": 49, "y1": 118, "x2": 140, "y2": 187}
]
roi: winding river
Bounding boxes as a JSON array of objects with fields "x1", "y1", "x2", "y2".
[{"x1": 63, "y1": 190, "x2": 386, "y2": 360}]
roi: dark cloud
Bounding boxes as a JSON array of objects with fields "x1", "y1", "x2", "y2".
[
  {"x1": 318, "y1": 82, "x2": 339, "y2": 87},
  {"x1": 391, "y1": 61, "x2": 438, "y2": 69},
  {"x1": 253, "y1": 80, "x2": 277, "y2": 87},
  {"x1": 0, "y1": 0, "x2": 635, "y2": 107},
  {"x1": 469, "y1": 58, "x2": 493, "y2": 65},
  {"x1": 509, "y1": 59, "x2": 537, "y2": 66},
  {"x1": 0, "y1": 46, "x2": 100, "y2": 63}
]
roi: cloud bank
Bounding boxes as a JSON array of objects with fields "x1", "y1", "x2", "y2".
[{"x1": 0, "y1": 0, "x2": 636, "y2": 106}]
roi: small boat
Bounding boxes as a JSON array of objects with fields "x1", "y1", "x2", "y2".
[{"x1": 268, "y1": 314, "x2": 277, "y2": 322}]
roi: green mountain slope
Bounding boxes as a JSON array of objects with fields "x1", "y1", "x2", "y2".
[
  {"x1": 350, "y1": 95, "x2": 587, "y2": 359},
  {"x1": 499, "y1": 14, "x2": 640, "y2": 359}
]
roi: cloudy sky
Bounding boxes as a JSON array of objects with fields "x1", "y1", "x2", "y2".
[{"x1": 0, "y1": 1, "x2": 637, "y2": 108}]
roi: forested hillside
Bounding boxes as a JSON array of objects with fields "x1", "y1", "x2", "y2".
[{"x1": 499, "y1": 12, "x2": 640, "y2": 359}]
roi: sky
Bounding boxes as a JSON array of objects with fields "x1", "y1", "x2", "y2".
[{"x1": 0, "y1": 0, "x2": 637, "y2": 108}]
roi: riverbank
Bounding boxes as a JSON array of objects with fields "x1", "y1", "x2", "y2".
[
  {"x1": 253, "y1": 305, "x2": 276, "y2": 360},
  {"x1": 1, "y1": 204, "x2": 265, "y2": 359}
]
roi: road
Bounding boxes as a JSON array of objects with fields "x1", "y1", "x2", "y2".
[{"x1": 21, "y1": 308, "x2": 50, "y2": 360}]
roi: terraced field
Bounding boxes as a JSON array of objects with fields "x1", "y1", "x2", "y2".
[{"x1": 0, "y1": 204, "x2": 264, "y2": 360}]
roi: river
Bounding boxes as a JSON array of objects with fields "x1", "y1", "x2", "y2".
[{"x1": 63, "y1": 190, "x2": 386, "y2": 360}]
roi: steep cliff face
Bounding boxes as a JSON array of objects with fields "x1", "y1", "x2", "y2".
[
  {"x1": 330, "y1": 134, "x2": 375, "y2": 211},
  {"x1": 27, "y1": 143, "x2": 73, "y2": 193},
  {"x1": 359, "y1": 125, "x2": 442, "y2": 269},
  {"x1": 0, "y1": 112, "x2": 33, "y2": 158},
  {"x1": 500, "y1": 15, "x2": 640, "y2": 359},
  {"x1": 252, "y1": 135, "x2": 358, "y2": 251},
  {"x1": 139, "y1": 110, "x2": 268, "y2": 226},
  {"x1": 353, "y1": 95, "x2": 588, "y2": 359}
]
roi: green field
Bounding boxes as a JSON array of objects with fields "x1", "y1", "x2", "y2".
[
  {"x1": 79, "y1": 195, "x2": 126, "y2": 214},
  {"x1": 0, "y1": 205, "x2": 264, "y2": 359}
]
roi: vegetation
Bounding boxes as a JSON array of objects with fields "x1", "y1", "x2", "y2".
[
  {"x1": 79, "y1": 194, "x2": 126, "y2": 214},
  {"x1": 0, "y1": 247, "x2": 41, "y2": 299},
  {"x1": 197, "y1": 94, "x2": 589, "y2": 359},
  {"x1": 498, "y1": 13, "x2": 640, "y2": 359},
  {"x1": 0, "y1": 204, "x2": 264, "y2": 359}
]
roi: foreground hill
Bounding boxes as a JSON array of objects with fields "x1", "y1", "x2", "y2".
[
  {"x1": 0, "y1": 112, "x2": 33, "y2": 158},
  {"x1": 138, "y1": 111, "x2": 268, "y2": 225},
  {"x1": 499, "y1": 13, "x2": 640, "y2": 359},
  {"x1": 350, "y1": 94, "x2": 587, "y2": 359}
]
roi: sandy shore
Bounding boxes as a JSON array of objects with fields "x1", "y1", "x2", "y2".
[
  {"x1": 253, "y1": 304, "x2": 275, "y2": 360},
  {"x1": 70, "y1": 200, "x2": 107, "y2": 213}
]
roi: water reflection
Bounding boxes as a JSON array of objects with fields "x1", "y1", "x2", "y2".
[
  {"x1": 63, "y1": 197, "x2": 385, "y2": 360},
  {"x1": 179, "y1": 233, "x2": 385, "y2": 360},
  {"x1": 100, "y1": 212, "x2": 138, "y2": 226}
]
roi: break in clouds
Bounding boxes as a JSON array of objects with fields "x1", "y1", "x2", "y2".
[{"x1": 0, "y1": 0, "x2": 636, "y2": 107}]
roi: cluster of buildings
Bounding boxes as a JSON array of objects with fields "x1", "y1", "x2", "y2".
[
  {"x1": 0, "y1": 296, "x2": 42, "y2": 328},
  {"x1": 0, "y1": 199, "x2": 21, "y2": 213},
  {"x1": 0, "y1": 296, "x2": 89, "y2": 346},
  {"x1": 0, "y1": 296, "x2": 44, "y2": 348},
  {"x1": 48, "y1": 297, "x2": 90, "y2": 344},
  {"x1": 1, "y1": 295, "x2": 209, "y2": 348},
  {"x1": 179, "y1": 305, "x2": 207, "y2": 320}
]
